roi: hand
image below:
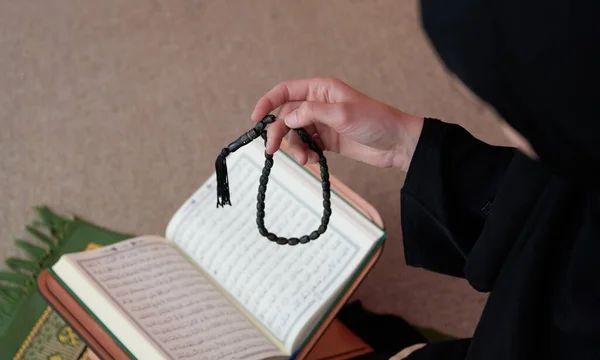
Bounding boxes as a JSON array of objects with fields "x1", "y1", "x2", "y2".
[
  {"x1": 390, "y1": 343, "x2": 427, "y2": 359},
  {"x1": 251, "y1": 78, "x2": 424, "y2": 171}
]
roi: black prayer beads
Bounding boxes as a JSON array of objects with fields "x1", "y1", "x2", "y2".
[{"x1": 215, "y1": 114, "x2": 332, "y2": 245}]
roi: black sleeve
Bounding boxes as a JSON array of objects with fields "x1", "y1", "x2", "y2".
[{"x1": 400, "y1": 118, "x2": 515, "y2": 278}]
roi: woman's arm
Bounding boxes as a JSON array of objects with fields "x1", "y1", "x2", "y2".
[
  {"x1": 250, "y1": 78, "x2": 516, "y2": 279},
  {"x1": 401, "y1": 118, "x2": 515, "y2": 278}
]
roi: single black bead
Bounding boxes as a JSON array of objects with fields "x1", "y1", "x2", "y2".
[
  {"x1": 257, "y1": 210, "x2": 265, "y2": 218},
  {"x1": 324, "y1": 208, "x2": 332, "y2": 216},
  {"x1": 260, "y1": 175, "x2": 268, "y2": 184},
  {"x1": 288, "y1": 238, "x2": 299, "y2": 246},
  {"x1": 267, "y1": 233, "x2": 277, "y2": 241},
  {"x1": 299, "y1": 235, "x2": 310, "y2": 244},
  {"x1": 318, "y1": 225, "x2": 327, "y2": 234},
  {"x1": 310, "y1": 231, "x2": 319, "y2": 240},
  {"x1": 257, "y1": 193, "x2": 265, "y2": 202},
  {"x1": 256, "y1": 217, "x2": 264, "y2": 226},
  {"x1": 321, "y1": 216, "x2": 329, "y2": 226},
  {"x1": 323, "y1": 199, "x2": 331, "y2": 208},
  {"x1": 323, "y1": 191, "x2": 331, "y2": 200},
  {"x1": 259, "y1": 227, "x2": 269, "y2": 236},
  {"x1": 257, "y1": 202, "x2": 265, "y2": 211},
  {"x1": 255, "y1": 121, "x2": 265, "y2": 132},
  {"x1": 276, "y1": 237, "x2": 288, "y2": 245},
  {"x1": 263, "y1": 115, "x2": 276, "y2": 124},
  {"x1": 322, "y1": 181, "x2": 330, "y2": 190}
]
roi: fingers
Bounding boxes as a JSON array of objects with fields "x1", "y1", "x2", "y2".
[
  {"x1": 252, "y1": 80, "x2": 308, "y2": 121},
  {"x1": 307, "y1": 148, "x2": 319, "y2": 164},
  {"x1": 281, "y1": 102, "x2": 307, "y2": 163},
  {"x1": 302, "y1": 132, "x2": 323, "y2": 164},
  {"x1": 260, "y1": 100, "x2": 325, "y2": 156},
  {"x1": 267, "y1": 101, "x2": 302, "y2": 154},
  {"x1": 284, "y1": 101, "x2": 348, "y2": 132},
  {"x1": 286, "y1": 131, "x2": 308, "y2": 164},
  {"x1": 286, "y1": 130, "x2": 322, "y2": 164},
  {"x1": 276, "y1": 101, "x2": 302, "y2": 118},
  {"x1": 251, "y1": 78, "x2": 349, "y2": 121},
  {"x1": 265, "y1": 124, "x2": 321, "y2": 164},
  {"x1": 285, "y1": 131, "x2": 321, "y2": 164},
  {"x1": 389, "y1": 344, "x2": 427, "y2": 360},
  {"x1": 264, "y1": 120, "x2": 288, "y2": 154},
  {"x1": 272, "y1": 100, "x2": 345, "y2": 163}
]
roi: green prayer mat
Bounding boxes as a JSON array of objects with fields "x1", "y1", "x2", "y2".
[{"x1": 0, "y1": 206, "x2": 132, "y2": 360}]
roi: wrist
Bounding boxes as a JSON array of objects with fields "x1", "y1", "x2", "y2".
[{"x1": 391, "y1": 113, "x2": 424, "y2": 171}]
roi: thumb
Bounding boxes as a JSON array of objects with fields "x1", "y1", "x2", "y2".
[{"x1": 284, "y1": 101, "x2": 348, "y2": 131}]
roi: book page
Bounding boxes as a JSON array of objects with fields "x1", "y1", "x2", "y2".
[
  {"x1": 52, "y1": 236, "x2": 284, "y2": 360},
  {"x1": 166, "y1": 141, "x2": 384, "y2": 351}
]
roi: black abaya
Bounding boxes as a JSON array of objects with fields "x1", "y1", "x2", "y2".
[{"x1": 400, "y1": 0, "x2": 600, "y2": 358}]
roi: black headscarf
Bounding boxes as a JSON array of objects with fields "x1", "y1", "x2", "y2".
[
  {"x1": 420, "y1": 0, "x2": 600, "y2": 184},
  {"x1": 394, "y1": 1, "x2": 600, "y2": 359}
]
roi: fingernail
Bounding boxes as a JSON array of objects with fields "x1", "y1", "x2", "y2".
[
  {"x1": 285, "y1": 112, "x2": 297, "y2": 127},
  {"x1": 265, "y1": 138, "x2": 272, "y2": 153}
]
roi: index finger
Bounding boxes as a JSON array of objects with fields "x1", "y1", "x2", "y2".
[
  {"x1": 251, "y1": 78, "x2": 339, "y2": 121},
  {"x1": 251, "y1": 80, "x2": 310, "y2": 121}
]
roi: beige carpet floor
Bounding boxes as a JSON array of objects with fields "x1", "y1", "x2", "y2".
[{"x1": 1, "y1": 0, "x2": 510, "y2": 338}]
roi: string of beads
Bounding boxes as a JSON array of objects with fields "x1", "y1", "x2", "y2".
[{"x1": 216, "y1": 114, "x2": 332, "y2": 245}]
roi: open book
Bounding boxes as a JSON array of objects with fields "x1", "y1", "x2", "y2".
[{"x1": 45, "y1": 140, "x2": 385, "y2": 360}]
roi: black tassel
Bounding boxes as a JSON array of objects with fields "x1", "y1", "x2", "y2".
[
  {"x1": 216, "y1": 115, "x2": 274, "y2": 208},
  {"x1": 216, "y1": 148, "x2": 231, "y2": 207}
]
